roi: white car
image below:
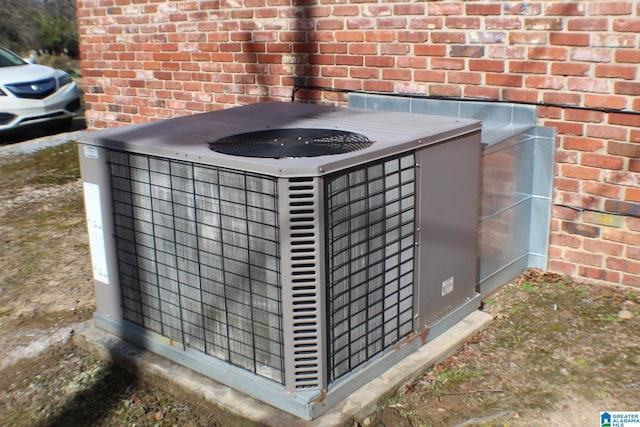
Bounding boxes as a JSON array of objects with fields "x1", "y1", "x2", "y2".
[{"x1": 0, "y1": 46, "x2": 80, "y2": 133}]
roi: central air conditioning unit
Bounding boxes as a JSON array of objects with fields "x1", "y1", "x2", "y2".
[{"x1": 77, "y1": 102, "x2": 481, "y2": 420}]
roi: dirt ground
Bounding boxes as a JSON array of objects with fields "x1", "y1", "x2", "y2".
[{"x1": 1, "y1": 140, "x2": 638, "y2": 426}]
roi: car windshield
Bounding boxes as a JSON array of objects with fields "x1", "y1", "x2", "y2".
[{"x1": 0, "y1": 47, "x2": 27, "y2": 68}]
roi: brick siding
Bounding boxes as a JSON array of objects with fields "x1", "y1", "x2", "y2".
[{"x1": 77, "y1": 0, "x2": 640, "y2": 289}]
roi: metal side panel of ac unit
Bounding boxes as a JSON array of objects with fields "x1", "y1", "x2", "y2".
[
  {"x1": 77, "y1": 143, "x2": 123, "y2": 322},
  {"x1": 415, "y1": 133, "x2": 481, "y2": 330},
  {"x1": 279, "y1": 176, "x2": 328, "y2": 394}
]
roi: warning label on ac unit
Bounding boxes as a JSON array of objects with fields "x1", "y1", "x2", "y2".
[
  {"x1": 442, "y1": 276, "x2": 454, "y2": 296},
  {"x1": 83, "y1": 182, "x2": 110, "y2": 284}
]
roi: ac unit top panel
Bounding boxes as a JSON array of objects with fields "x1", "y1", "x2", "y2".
[{"x1": 76, "y1": 102, "x2": 480, "y2": 177}]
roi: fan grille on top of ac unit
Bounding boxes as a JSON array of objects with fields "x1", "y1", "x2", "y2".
[{"x1": 209, "y1": 128, "x2": 372, "y2": 159}]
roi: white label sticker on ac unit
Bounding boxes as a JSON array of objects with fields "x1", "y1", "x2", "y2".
[
  {"x1": 83, "y1": 182, "x2": 110, "y2": 284},
  {"x1": 84, "y1": 146, "x2": 99, "y2": 159},
  {"x1": 442, "y1": 276, "x2": 454, "y2": 297}
]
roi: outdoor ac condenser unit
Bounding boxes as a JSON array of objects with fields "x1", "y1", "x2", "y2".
[{"x1": 77, "y1": 102, "x2": 481, "y2": 420}]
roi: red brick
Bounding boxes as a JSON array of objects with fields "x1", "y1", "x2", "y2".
[
  {"x1": 567, "y1": 78, "x2": 610, "y2": 94},
  {"x1": 466, "y1": 3, "x2": 501, "y2": 15},
  {"x1": 470, "y1": 59, "x2": 505, "y2": 72},
  {"x1": 526, "y1": 75, "x2": 564, "y2": 90},
  {"x1": 622, "y1": 273, "x2": 640, "y2": 287},
  {"x1": 364, "y1": 30, "x2": 396, "y2": 42},
  {"x1": 378, "y1": 17, "x2": 407, "y2": 29},
  {"x1": 414, "y1": 45, "x2": 446, "y2": 56},
  {"x1": 409, "y1": 18, "x2": 443, "y2": 30},
  {"x1": 553, "y1": 150, "x2": 578, "y2": 165},
  {"x1": 555, "y1": 177, "x2": 580, "y2": 192},
  {"x1": 553, "y1": 205, "x2": 581, "y2": 220},
  {"x1": 584, "y1": 95, "x2": 628, "y2": 110},
  {"x1": 381, "y1": 44, "x2": 410, "y2": 55},
  {"x1": 608, "y1": 141, "x2": 640, "y2": 158},
  {"x1": 628, "y1": 217, "x2": 640, "y2": 232},
  {"x1": 562, "y1": 221, "x2": 601, "y2": 239},
  {"x1": 393, "y1": 4, "x2": 425, "y2": 15},
  {"x1": 486, "y1": 17, "x2": 522, "y2": 30},
  {"x1": 414, "y1": 70, "x2": 445, "y2": 83},
  {"x1": 550, "y1": 232, "x2": 582, "y2": 248},
  {"x1": 628, "y1": 245, "x2": 640, "y2": 261},
  {"x1": 382, "y1": 69, "x2": 411, "y2": 81},
  {"x1": 546, "y1": 120, "x2": 584, "y2": 135},
  {"x1": 560, "y1": 164, "x2": 601, "y2": 180},
  {"x1": 595, "y1": 65, "x2": 637, "y2": 80},
  {"x1": 528, "y1": 47, "x2": 568, "y2": 61},
  {"x1": 431, "y1": 58, "x2": 465, "y2": 70},
  {"x1": 450, "y1": 45, "x2": 484, "y2": 57},
  {"x1": 590, "y1": 1, "x2": 633, "y2": 15},
  {"x1": 582, "y1": 153, "x2": 624, "y2": 170},
  {"x1": 538, "y1": 106, "x2": 562, "y2": 119},
  {"x1": 486, "y1": 73, "x2": 523, "y2": 87},
  {"x1": 515, "y1": 60, "x2": 552, "y2": 74},
  {"x1": 567, "y1": 18, "x2": 608, "y2": 31},
  {"x1": 445, "y1": 17, "x2": 481, "y2": 29},
  {"x1": 613, "y1": 18, "x2": 640, "y2": 32},
  {"x1": 545, "y1": 3, "x2": 585, "y2": 16},
  {"x1": 489, "y1": 46, "x2": 526, "y2": 59},
  {"x1": 615, "y1": 82, "x2": 640, "y2": 96},
  {"x1": 335, "y1": 30, "x2": 364, "y2": 42},
  {"x1": 579, "y1": 266, "x2": 622, "y2": 283},
  {"x1": 552, "y1": 32, "x2": 591, "y2": 47},
  {"x1": 429, "y1": 84, "x2": 462, "y2": 97},
  {"x1": 508, "y1": 32, "x2": 547, "y2": 45},
  {"x1": 349, "y1": 43, "x2": 377, "y2": 55},
  {"x1": 431, "y1": 32, "x2": 466, "y2": 44},
  {"x1": 504, "y1": 2, "x2": 542, "y2": 15},
  {"x1": 592, "y1": 34, "x2": 636, "y2": 48},
  {"x1": 570, "y1": 48, "x2": 612, "y2": 63},
  {"x1": 616, "y1": 49, "x2": 640, "y2": 63},
  {"x1": 627, "y1": 187, "x2": 640, "y2": 203},
  {"x1": 397, "y1": 56, "x2": 427, "y2": 69},
  {"x1": 565, "y1": 109, "x2": 605, "y2": 123},
  {"x1": 502, "y1": 88, "x2": 537, "y2": 102},
  {"x1": 363, "y1": 80, "x2": 394, "y2": 92},
  {"x1": 397, "y1": 31, "x2": 429, "y2": 43},
  {"x1": 332, "y1": 5, "x2": 358, "y2": 16},
  {"x1": 350, "y1": 68, "x2": 379, "y2": 79},
  {"x1": 447, "y1": 71, "x2": 482, "y2": 85},
  {"x1": 464, "y1": 86, "x2": 500, "y2": 99},
  {"x1": 607, "y1": 258, "x2": 640, "y2": 275},
  {"x1": 609, "y1": 113, "x2": 640, "y2": 127},
  {"x1": 544, "y1": 92, "x2": 582, "y2": 107},
  {"x1": 548, "y1": 259, "x2": 577, "y2": 275},
  {"x1": 583, "y1": 181, "x2": 623, "y2": 199},
  {"x1": 469, "y1": 31, "x2": 506, "y2": 44},
  {"x1": 365, "y1": 56, "x2": 394, "y2": 67},
  {"x1": 524, "y1": 17, "x2": 563, "y2": 30},
  {"x1": 566, "y1": 249, "x2": 604, "y2": 266},
  {"x1": 427, "y1": 3, "x2": 463, "y2": 15},
  {"x1": 562, "y1": 136, "x2": 604, "y2": 151}
]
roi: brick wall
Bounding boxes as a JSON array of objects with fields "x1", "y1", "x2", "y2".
[{"x1": 77, "y1": 0, "x2": 640, "y2": 288}]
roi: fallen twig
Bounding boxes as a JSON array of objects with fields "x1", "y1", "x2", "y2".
[
  {"x1": 451, "y1": 410, "x2": 515, "y2": 427},
  {"x1": 441, "y1": 389, "x2": 504, "y2": 396}
]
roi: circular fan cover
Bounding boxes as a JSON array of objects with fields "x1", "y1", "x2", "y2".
[{"x1": 209, "y1": 128, "x2": 373, "y2": 159}]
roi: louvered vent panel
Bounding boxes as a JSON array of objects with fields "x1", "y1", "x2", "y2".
[
  {"x1": 326, "y1": 153, "x2": 416, "y2": 383},
  {"x1": 285, "y1": 177, "x2": 324, "y2": 390},
  {"x1": 109, "y1": 150, "x2": 285, "y2": 383}
]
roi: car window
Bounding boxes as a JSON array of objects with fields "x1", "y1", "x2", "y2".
[{"x1": 0, "y1": 48, "x2": 27, "y2": 67}]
